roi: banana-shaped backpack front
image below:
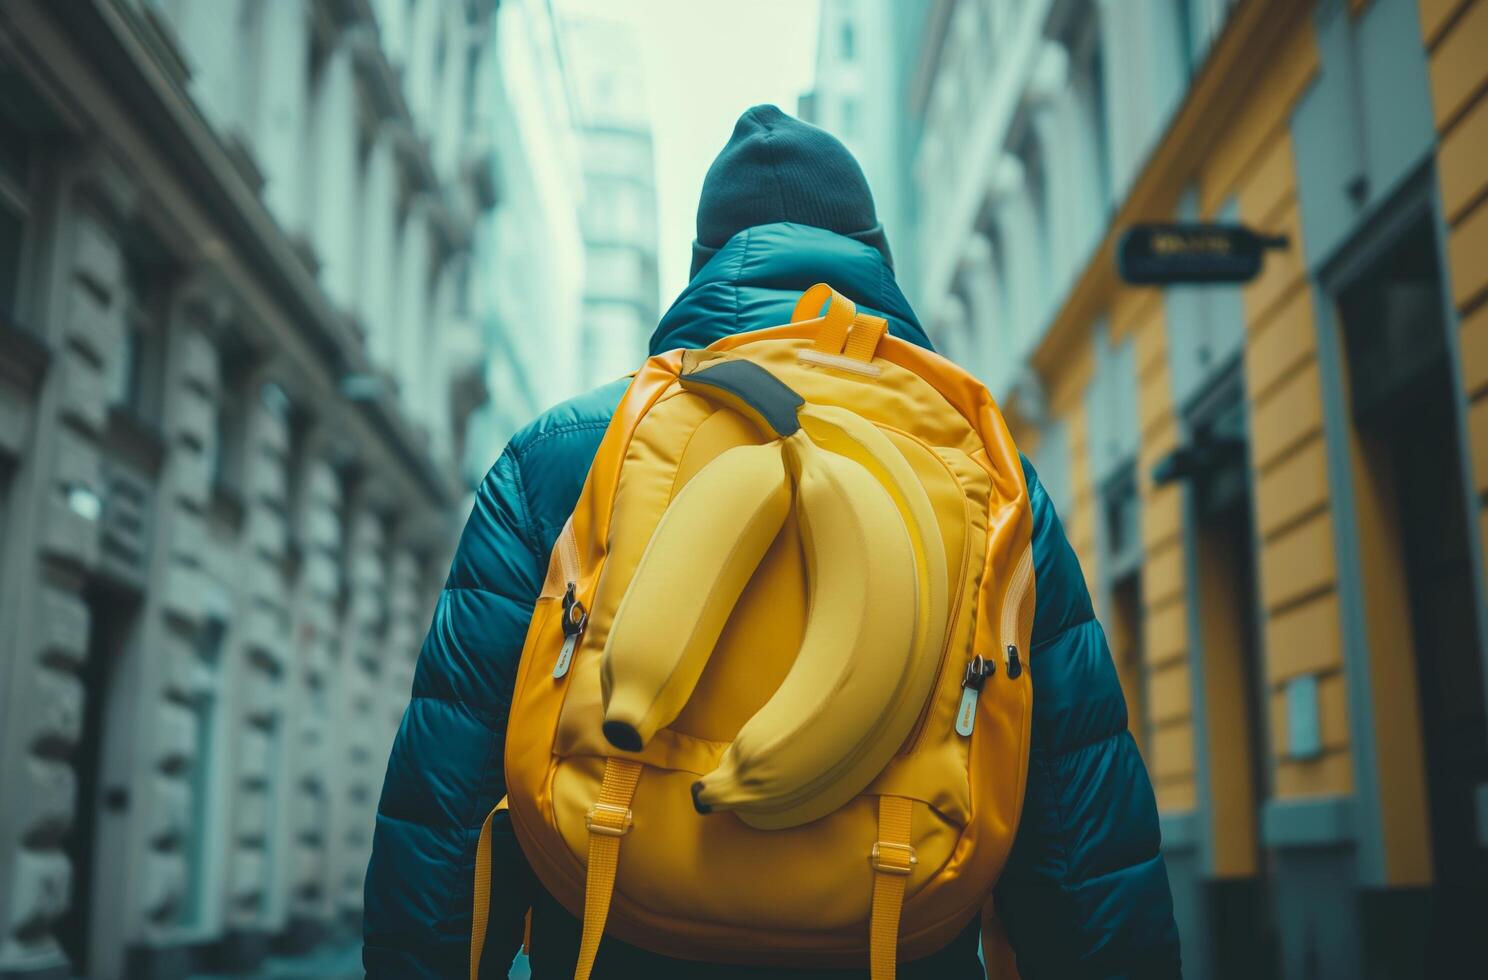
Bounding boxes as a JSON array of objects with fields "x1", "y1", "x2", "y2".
[{"x1": 471, "y1": 284, "x2": 1035, "y2": 980}]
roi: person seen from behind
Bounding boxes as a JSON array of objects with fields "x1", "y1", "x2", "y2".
[{"x1": 364, "y1": 105, "x2": 1182, "y2": 980}]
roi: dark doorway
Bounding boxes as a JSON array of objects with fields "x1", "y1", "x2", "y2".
[
  {"x1": 1338, "y1": 216, "x2": 1488, "y2": 973},
  {"x1": 57, "y1": 580, "x2": 139, "y2": 975},
  {"x1": 1185, "y1": 366, "x2": 1279, "y2": 980},
  {"x1": 1103, "y1": 464, "x2": 1147, "y2": 754},
  {"x1": 1110, "y1": 570, "x2": 1146, "y2": 752}
]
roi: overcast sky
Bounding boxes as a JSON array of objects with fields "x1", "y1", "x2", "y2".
[{"x1": 556, "y1": 0, "x2": 822, "y2": 306}]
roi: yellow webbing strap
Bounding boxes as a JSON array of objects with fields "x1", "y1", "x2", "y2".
[
  {"x1": 469, "y1": 796, "x2": 510, "y2": 980},
  {"x1": 981, "y1": 901, "x2": 1021, "y2": 979},
  {"x1": 792, "y1": 282, "x2": 857, "y2": 354},
  {"x1": 869, "y1": 795, "x2": 915, "y2": 980},
  {"x1": 574, "y1": 758, "x2": 643, "y2": 980},
  {"x1": 843, "y1": 313, "x2": 889, "y2": 362}
]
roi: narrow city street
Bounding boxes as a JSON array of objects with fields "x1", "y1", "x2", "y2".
[
  {"x1": 191, "y1": 947, "x2": 530, "y2": 980},
  {"x1": 3, "y1": 0, "x2": 1488, "y2": 977},
  {"x1": 190, "y1": 945, "x2": 362, "y2": 980}
]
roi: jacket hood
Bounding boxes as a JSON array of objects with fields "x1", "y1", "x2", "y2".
[{"x1": 650, "y1": 222, "x2": 931, "y2": 357}]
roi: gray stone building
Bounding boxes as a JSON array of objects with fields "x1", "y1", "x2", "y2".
[
  {"x1": 0, "y1": 1, "x2": 506, "y2": 976},
  {"x1": 466, "y1": 0, "x2": 590, "y2": 457},
  {"x1": 562, "y1": 14, "x2": 660, "y2": 389}
]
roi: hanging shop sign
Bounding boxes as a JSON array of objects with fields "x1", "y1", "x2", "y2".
[{"x1": 1117, "y1": 223, "x2": 1289, "y2": 285}]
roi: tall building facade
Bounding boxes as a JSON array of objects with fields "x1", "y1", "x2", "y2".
[
  {"x1": 0, "y1": 0, "x2": 506, "y2": 976},
  {"x1": 905, "y1": 0, "x2": 1488, "y2": 975},
  {"x1": 563, "y1": 14, "x2": 661, "y2": 389},
  {"x1": 468, "y1": 0, "x2": 590, "y2": 457},
  {"x1": 799, "y1": 0, "x2": 925, "y2": 301}
]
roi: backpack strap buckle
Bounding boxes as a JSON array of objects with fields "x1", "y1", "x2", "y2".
[
  {"x1": 869, "y1": 840, "x2": 917, "y2": 876},
  {"x1": 586, "y1": 801, "x2": 634, "y2": 837}
]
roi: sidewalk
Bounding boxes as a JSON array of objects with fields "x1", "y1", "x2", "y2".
[
  {"x1": 189, "y1": 946, "x2": 532, "y2": 979},
  {"x1": 189, "y1": 943, "x2": 361, "y2": 980}
]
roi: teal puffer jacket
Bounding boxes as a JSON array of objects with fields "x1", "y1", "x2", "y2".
[{"x1": 363, "y1": 223, "x2": 1181, "y2": 978}]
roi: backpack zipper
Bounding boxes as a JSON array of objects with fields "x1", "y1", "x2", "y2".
[
  {"x1": 1000, "y1": 544, "x2": 1033, "y2": 679},
  {"x1": 890, "y1": 434, "x2": 973, "y2": 755},
  {"x1": 955, "y1": 654, "x2": 994, "y2": 736},
  {"x1": 552, "y1": 523, "x2": 585, "y2": 678},
  {"x1": 957, "y1": 544, "x2": 1032, "y2": 736}
]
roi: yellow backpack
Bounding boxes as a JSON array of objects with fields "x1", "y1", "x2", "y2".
[{"x1": 471, "y1": 284, "x2": 1034, "y2": 979}]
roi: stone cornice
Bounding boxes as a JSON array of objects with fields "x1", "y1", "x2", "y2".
[{"x1": 28, "y1": 0, "x2": 462, "y2": 513}]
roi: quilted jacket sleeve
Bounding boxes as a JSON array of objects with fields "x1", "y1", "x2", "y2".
[
  {"x1": 993, "y1": 459, "x2": 1181, "y2": 978},
  {"x1": 363, "y1": 446, "x2": 542, "y2": 978}
]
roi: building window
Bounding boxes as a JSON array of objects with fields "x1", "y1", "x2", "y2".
[
  {"x1": 1015, "y1": 128, "x2": 1052, "y2": 330},
  {"x1": 300, "y1": 37, "x2": 328, "y2": 228},
  {"x1": 1165, "y1": 191, "x2": 1247, "y2": 408},
  {"x1": 181, "y1": 605, "x2": 227, "y2": 928},
  {"x1": 978, "y1": 0, "x2": 998, "y2": 42},
  {"x1": 112, "y1": 258, "x2": 169, "y2": 423},
  {"x1": 1089, "y1": 44, "x2": 1113, "y2": 213},
  {"x1": 985, "y1": 223, "x2": 1012, "y2": 354},
  {"x1": 1088, "y1": 327, "x2": 1140, "y2": 484},
  {"x1": 1101, "y1": 461, "x2": 1146, "y2": 757},
  {"x1": 0, "y1": 112, "x2": 32, "y2": 326},
  {"x1": 464, "y1": 46, "x2": 482, "y2": 130},
  {"x1": 1035, "y1": 416, "x2": 1073, "y2": 518},
  {"x1": 1174, "y1": 0, "x2": 1197, "y2": 78},
  {"x1": 433, "y1": 23, "x2": 448, "y2": 125},
  {"x1": 0, "y1": 134, "x2": 26, "y2": 198},
  {"x1": 840, "y1": 97, "x2": 859, "y2": 138},
  {"x1": 1102, "y1": 465, "x2": 1142, "y2": 578},
  {"x1": 454, "y1": 255, "x2": 472, "y2": 317},
  {"x1": 211, "y1": 354, "x2": 249, "y2": 494},
  {"x1": 0, "y1": 206, "x2": 22, "y2": 325},
  {"x1": 110, "y1": 320, "x2": 141, "y2": 411},
  {"x1": 1065, "y1": 14, "x2": 1114, "y2": 221},
  {"x1": 234, "y1": 0, "x2": 263, "y2": 136}
]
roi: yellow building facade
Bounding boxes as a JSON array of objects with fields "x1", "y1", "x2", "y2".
[{"x1": 911, "y1": 0, "x2": 1486, "y2": 974}]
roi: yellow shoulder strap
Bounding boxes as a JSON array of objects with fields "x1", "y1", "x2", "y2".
[
  {"x1": 469, "y1": 796, "x2": 510, "y2": 980},
  {"x1": 574, "y1": 758, "x2": 644, "y2": 980},
  {"x1": 869, "y1": 795, "x2": 915, "y2": 980},
  {"x1": 471, "y1": 763, "x2": 644, "y2": 980},
  {"x1": 981, "y1": 900, "x2": 1022, "y2": 979},
  {"x1": 476, "y1": 779, "x2": 916, "y2": 978}
]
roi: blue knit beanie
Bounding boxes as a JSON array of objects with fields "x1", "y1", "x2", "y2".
[{"x1": 690, "y1": 105, "x2": 893, "y2": 278}]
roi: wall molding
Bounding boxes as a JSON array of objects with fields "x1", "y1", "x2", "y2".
[
  {"x1": 1160, "y1": 809, "x2": 1201, "y2": 850},
  {"x1": 1261, "y1": 796, "x2": 1357, "y2": 848}
]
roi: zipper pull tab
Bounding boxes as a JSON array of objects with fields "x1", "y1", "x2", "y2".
[
  {"x1": 1004, "y1": 644, "x2": 1022, "y2": 680},
  {"x1": 553, "y1": 582, "x2": 587, "y2": 679},
  {"x1": 956, "y1": 655, "x2": 993, "y2": 736}
]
